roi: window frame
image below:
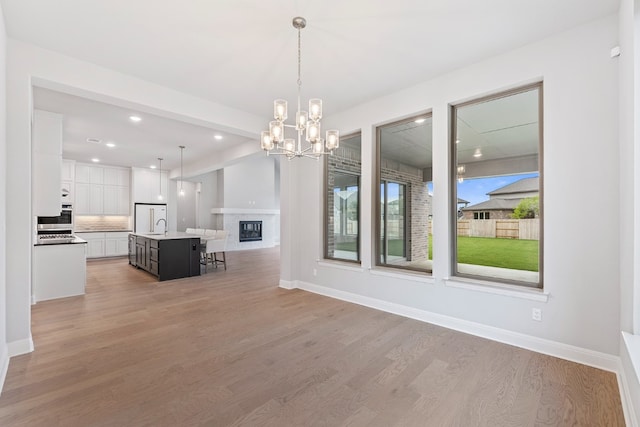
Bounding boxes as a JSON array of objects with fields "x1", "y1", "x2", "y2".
[
  {"x1": 450, "y1": 82, "x2": 544, "y2": 288},
  {"x1": 375, "y1": 113, "x2": 434, "y2": 274},
  {"x1": 323, "y1": 132, "x2": 362, "y2": 264}
]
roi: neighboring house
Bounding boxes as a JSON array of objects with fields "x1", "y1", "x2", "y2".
[
  {"x1": 461, "y1": 177, "x2": 539, "y2": 220},
  {"x1": 456, "y1": 197, "x2": 469, "y2": 219}
]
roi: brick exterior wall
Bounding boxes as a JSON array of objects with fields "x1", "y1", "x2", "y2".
[{"x1": 380, "y1": 158, "x2": 432, "y2": 262}]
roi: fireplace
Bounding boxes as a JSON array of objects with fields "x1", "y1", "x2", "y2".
[{"x1": 239, "y1": 220, "x2": 262, "y2": 242}]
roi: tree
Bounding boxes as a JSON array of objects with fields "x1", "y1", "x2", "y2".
[{"x1": 511, "y1": 196, "x2": 539, "y2": 219}]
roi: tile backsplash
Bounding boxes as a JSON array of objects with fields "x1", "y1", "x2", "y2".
[{"x1": 75, "y1": 216, "x2": 130, "y2": 231}]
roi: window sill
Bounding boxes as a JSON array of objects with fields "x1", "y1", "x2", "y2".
[
  {"x1": 369, "y1": 267, "x2": 435, "y2": 284},
  {"x1": 317, "y1": 259, "x2": 364, "y2": 273},
  {"x1": 444, "y1": 277, "x2": 549, "y2": 302}
]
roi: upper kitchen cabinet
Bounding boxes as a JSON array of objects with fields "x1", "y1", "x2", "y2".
[
  {"x1": 76, "y1": 164, "x2": 104, "y2": 184},
  {"x1": 32, "y1": 109, "x2": 63, "y2": 216},
  {"x1": 61, "y1": 159, "x2": 75, "y2": 204},
  {"x1": 75, "y1": 163, "x2": 130, "y2": 215},
  {"x1": 132, "y1": 167, "x2": 168, "y2": 204}
]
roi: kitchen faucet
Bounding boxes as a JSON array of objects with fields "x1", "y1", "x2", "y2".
[{"x1": 155, "y1": 218, "x2": 167, "y2": 234}]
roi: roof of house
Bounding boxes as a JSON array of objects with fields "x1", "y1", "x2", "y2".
[
  {"x1": 487, "y1": 177, "x2": 539, "y2": 196},
  {"x1": 461, "y1": 198, "x2": 522, "y2": 211}
]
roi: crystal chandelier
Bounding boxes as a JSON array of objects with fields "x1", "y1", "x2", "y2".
[{"x1": 261, "y1": 17, "x2": 339, "y2": 159}]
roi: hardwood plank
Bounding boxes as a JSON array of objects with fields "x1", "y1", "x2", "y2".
[{"x1": 0, "y1": 248, "x2": 625, "y2": 426}]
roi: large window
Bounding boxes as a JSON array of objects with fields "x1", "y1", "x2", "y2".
[
  {"x1": 452, "y1": 83, "x2": 542, "y2": 287},
  {"x1": 376, "y1": 114, "x2": 433, "y2": 273},
  {"x1": 324, "y1": 133, "x2": 361, "y2": 262}
]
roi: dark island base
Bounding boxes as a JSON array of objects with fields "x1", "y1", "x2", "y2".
[{"x1": 129, "y1": 234, "x2": 201, "y2": 281}]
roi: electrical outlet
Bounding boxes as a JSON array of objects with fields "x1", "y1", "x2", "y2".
[
  {"x1": 313, "y1": 268, "x2": 317, "y2": 277},
  {"x1": 532, "y1": 308, "x2": 542, "y2": 322}
]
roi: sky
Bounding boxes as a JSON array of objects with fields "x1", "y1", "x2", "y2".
[{"x1": 426, "y1": 172, "x2": 539, "y2": 206}]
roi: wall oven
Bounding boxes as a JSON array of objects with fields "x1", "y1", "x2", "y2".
[{"x1": 37, "y1": 203, "x2": 73, "y2": 230}]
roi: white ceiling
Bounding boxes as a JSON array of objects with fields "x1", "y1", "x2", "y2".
[
  {"x1": 3, "y1": 0, "x2": 618, "y2": 172},
  {"x1": 33, "y1": 87, "x2": 252, "y2": 171}
]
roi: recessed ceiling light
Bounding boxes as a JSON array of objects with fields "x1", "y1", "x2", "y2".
[
  {"x1": 455, "y1": 139, "x2": 460, "y2": 144},
  {"x1": 105, "y1": 142, "x2": 116, "y2": 148},
  {"x1": 473, "y1": 148, "x2": 482, "y2": 158},
  {"x1": 91, "y1": 158, "x2": 100, "y2": 163},
  {"x1": 129, "y1": 115, "x2": 142, "y2": 122},
  {"x1": 149, "y1": 165, "x2": 157, "y2": 169},
  {"x1": 86, "y1": 137, "x2": 102, "y2": 144},
  {"x1": 414, "y1": 118, "x2": 426, "y2": 124},
  {"x1": 214, "y1": 134, "x2": 223, "y2": 140}
]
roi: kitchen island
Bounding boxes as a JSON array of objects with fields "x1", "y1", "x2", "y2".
[
  {"x1": 32, "y1": 236, "x2": 87, "y2": 302},
  {"x1": 129, "y1": 232, "x2": 201, "y2": 281}
]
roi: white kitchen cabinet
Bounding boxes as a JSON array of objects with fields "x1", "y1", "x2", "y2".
[
  {"x1": 32, "y1": 242, "x2": 86, "y2": 302},
  {"x1": 33, "y1": 110, "x2": 63, "y2": 216},
  {"x1": 76, "y1": 164, "x2": 103, "y2": 184},
  {"x1": 75, "y1": 183, "x2": 103, "y2": 215},
  {"x1": 61, "y1": 159, "x2": 75, "y2": 182},
  {"x1": 103, "y1": 168, "x2": 130, "y2": 186},
  {"x1": 105, "y1": 232, "x2": 130, "y2": 256},
  {"x1": 61, "y1": 159, "x2": 76, "y2": 204},
  {"x1": 75, "y1": 164, "x2": 130, "y2": 215},
  {"x1": 132, "y1": 167, "x2": 168, "y2": 204},
  {"x1": 77, "y1": 232, "x2": 129, "y2": 257},
  {"x1": 103, "y1": 186, "x2": 129, "y2": 215},
  {"x1": 75, "y1": 232, "x2": 106, "y2": 258}
]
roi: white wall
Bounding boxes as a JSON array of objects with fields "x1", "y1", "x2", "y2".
[
  {"x1": 285, "y1": 15, "x2": 622, "y2": 360},
  {"x1": 4, "y1": 39, "x2": 265, "y2": 355},
  {"x1": 175, "y1": 181, "x2": 197, "y2": 231},
  {"x1": 223, "y1": 155, "x2": 278, "y2": 209},
  {"x1": 194, "y1": 171, "x2": 218, "y2": 229},
  {"x1": 618, "y1": 0, "x2": 640, "y2": 423},
  {"x1": 0, "y1": 2, "x2": 9, "y2": 393}
]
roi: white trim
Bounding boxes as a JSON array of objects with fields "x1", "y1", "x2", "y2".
[
  {"x1": 622, "y1": 332, "x2": 640, "y2": 382},
  {"x1": 445, "y1": 278, "x2": 549, "y2": 302},
  {"x1": 0, "y1": 345, "x2": 9, "y2": 395},
  {"x1": 621, "y1": 332, "x2": 640, "y2": 426},
  {"x1": 317, "y1": 260, "x2": 365, "y2": 273},
  {"x1": 278, "y1": 279, "x2": 296, "y2": 290},
  {"x1": 8, "y1": 336, "x2": 34, "y2": 357},
  {"x1": 210, "y1": 208, "x2": 280, "y2": 215},
  {"x1": 369, "y1": 268, "x2": 436, "y2": 284},
  {"x1": 295, "y1": 280, "x2": 618, "y2": 372}
]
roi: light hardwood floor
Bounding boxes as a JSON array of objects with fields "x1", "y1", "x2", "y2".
[{"x1": 0, "y1": 247, "x2": 625, "y2": 426}]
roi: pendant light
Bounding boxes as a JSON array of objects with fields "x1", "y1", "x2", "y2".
[
  {"x1": 179, "y1": 146, "x2": 185, "y2": 197},
  {"x1": 157, "y1": 157, "x2": 163, "y2": 201}
]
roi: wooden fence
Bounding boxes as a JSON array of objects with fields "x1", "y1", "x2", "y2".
[{"x1": 457, "y1": 219, "x2": 539, "y2": 240}]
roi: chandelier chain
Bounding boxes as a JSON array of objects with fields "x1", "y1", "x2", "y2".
[{"x1": 297, "y1": 26, "x2": 302, "y2": 112}]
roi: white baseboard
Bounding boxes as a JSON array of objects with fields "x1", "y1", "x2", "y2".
[
  {"x1": 8, "y1": 336, "x2": 34, "y2": 357},
  {"x1": 0, "y1": 344, "x2": 8, "y2": 396},
  {"x1": 292, "y1": 280, "x2": 620, "y2": 373},
  {"x1": 620, "y1": 333, "x2": 640, "y2": 427},
  {"x1": 278, "y1": 279, "x2": 296, "y2": 290}
]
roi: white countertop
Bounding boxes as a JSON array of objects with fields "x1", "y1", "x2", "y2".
[
  {"x1": 34, "y1": 236, "x2": 87, "y2": 246},
  {"x1": 130, "y1": 231, "x2": 202, "y2": 240}
]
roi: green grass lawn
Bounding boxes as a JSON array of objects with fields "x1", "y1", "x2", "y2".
[
  {"x1": 335, "y1": 236, "x2": 538, "y2": 271},
  {"x1": 456, "y1": 236, "x2": 538, "y2": 271}
]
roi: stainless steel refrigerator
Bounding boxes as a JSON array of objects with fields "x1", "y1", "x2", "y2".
[{"x1": 134, "y1": 203, "x2": 167, "y2": 233}]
